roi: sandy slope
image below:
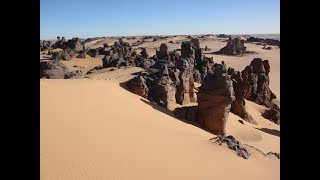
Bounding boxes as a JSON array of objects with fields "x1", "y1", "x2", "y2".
[{"x1": 41, "y1": 79, "x2": 279, "y2": 180}]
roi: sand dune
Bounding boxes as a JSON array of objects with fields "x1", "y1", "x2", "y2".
[{"x1": 41, "y1": 79, "x2": 279, "y2": 180}]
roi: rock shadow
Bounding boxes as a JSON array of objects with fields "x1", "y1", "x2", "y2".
[{"x1": 255, "y1": 127, "x2": 280, "y2": 137}]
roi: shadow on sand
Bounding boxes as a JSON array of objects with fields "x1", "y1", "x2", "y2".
[{"x1": 255, "y1": 127, "x2": 280, "y2": 137}]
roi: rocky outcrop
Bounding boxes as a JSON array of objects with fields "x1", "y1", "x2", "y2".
[
  {"x1": 210, "y1": 135, "x2": 250, "y2": 159},
  {"x1": 228, "y1": 68, "x2": 256, "y2": 124},
  {"x1": 40, "y1": 60, "x2": 68, "y2": 79},
  {"x1": 64, "y1": 37, "x2": 83, "y2": 52},
  {"x1": 242, "y1": 58, "x2": 276, "y2": 107},
  {"x1": 127, "y1": 75, "x2": 149, "y2": 98},
  {"x1": 218, "y1": 37, "x2": 246, "y2": 55},
  {"x1": 246, "y1": 36, "x2": 280, "y2": 47},
  {"x1": 156, "y1": 43, "x2": 169, "y2": 60},
  {"x1": 40, "y1": 40, "x2": 53, "y2": 51},
  {"x1": 197, "y1": 64, "x2": 235, "y2": 135},
  {"x1": 64, "y1": 70, "x2": 83, "y2": 79},
  {"x1": 262, "y1": 103, "x2": 280, "y2": 125},
  {"x1": 175, "y1": 58, "x2": 196, "y2": 105},
  {"x1": 141, "y1": 48, "x2": 149, "y2": 58},
  {"x1": 149, "y1": 74, "x2": 176, "y2": 111},
  {"x1": 181, "y1": 41, "x2": 194, "y2": 58},
  {"x1": 174, "y1": 106, "x2": 197, "y2": 122}
]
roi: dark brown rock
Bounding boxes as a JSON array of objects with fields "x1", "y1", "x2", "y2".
[
  {"x1": 156, "y1": 43, "x2": 169, "y2": 60},
  {"x1": 127, "y1": 76, "x2": 149, "y2": 98},
  {"x1": 149, "y1": 75, "x2": 176, "y2": 110},
  {"x1": 181, "y1": 41, "x2": 194, "y2": 58},
  {"x1": 174, "y1": 106, "x2": 198, "y2": 122},
  {"x1": 141, "y1": 48, "x2": 149, "y2": 58},
  {"x1": 40, "y1": 60, "x2": 68, "y2": 79},
  {"x1": 262, "y1": 103, "x2": 280, "y2": 125},
  {"x1": 242, "y1": 58, "x2": 276, "y2": 107},
  {"x1": 197, "y1": 64, "x2": 235, "y2": 135},
  {"x1": 228, "y1": 68, "x2": 257, "y2": 124}
]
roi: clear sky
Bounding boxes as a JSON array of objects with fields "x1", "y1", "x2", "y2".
[{"x1": 40, "y1": 0, "x2": 280, "y2": 40}]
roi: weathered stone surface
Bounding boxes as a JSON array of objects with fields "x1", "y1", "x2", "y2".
[
  {"x1": 174, "y1": 58, "x2": 196, "y2": 105},
  {"x1": 40, "y1": 60, "x2": 68, "y2": 79},
  {"x1": 228, "y1": 68, "x2": 257, "y2": 124},
  {"x1": 64, "y1": 70, "x2": 83, "y2": 79},
  {"x1": 211, "y1": 135, "x2": 250, "y2": 159},
  {"x1": 156, "y1": 43, "x2": 169, "y2": 60},
  {"x1": 64, "y1": 37, "x2": 83, "y2": 52},
  {"x1": 262, "y1": 103, "x2": 280, "y2": 125},
  {"x1": 141, "y1": 48, "x2": 149, "y2": 58},
  {"x1": 197, "y1": 64, "x2": 235, "y2": 135},
  {"x1": 242, "y1": 58, "x2": 276, "y2": 107},
  {"x1": 127, "y1": 75, "x2": 149, "y2": 98},
  {"x1": 149, "y1": 75, "x2": 176, "y2": 110},
  {"x1": 174, "y1": 106, "x2": 198, "y2": 122},
  {"x1": 193, "y1": 69, "x2": 202, "y2": 83},
  {"x1": 181, "y1": 41, "x2": 194, "y2": 58},
  {"x1": 87, "y1": 48, "x2": 100, "y2": 58}
]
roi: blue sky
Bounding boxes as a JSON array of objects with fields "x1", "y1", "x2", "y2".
[{"x1": 40, "y1": 0, "x2": 280, "y2": 40}]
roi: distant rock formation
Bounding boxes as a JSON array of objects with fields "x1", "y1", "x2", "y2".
[
  {"x1": 246, "y1": 36, "x2": 280, "y2": 47},
  {"x1": 197, "y1": 64, "x2": 235, "y2": 135},
  {"x1": 64, "y1": 37, "x2": 83, "y2": 52},
  {"x1": 40, "y1": 40, "x2": 53, "y2": 51},
  {"x1": 217, "y1": 34, "x2": 230, "y2": 38},
  {"x1": 218, "y1": 37, "x2": 246, "y2": 55}
]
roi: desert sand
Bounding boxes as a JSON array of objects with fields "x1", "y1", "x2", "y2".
[{"x1": 40, "y1": 35, "x2": 280, "y2": 180}]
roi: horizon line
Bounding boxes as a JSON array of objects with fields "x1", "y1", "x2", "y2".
[{"x1": 40, "y1": 32, "x2": 280, "y2": 40}]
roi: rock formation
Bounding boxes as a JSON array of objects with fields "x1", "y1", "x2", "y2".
[
  {"x1": 141, "y1": 48, "x2": 149, "y2": 58},
  {"x1": 149, "y1": 72, "x2": 176, "y2": 111},
  {"x1": 175, "y1": 58, "x2": 196, "y2": 105},
  {"x1": 127, "y1": 75, "x2": 149, "y2": 98},
  {"x1": 262, "y1": 103, "x2": 280, "y2": 125},
  {"x1": 40, "y1": 60, "x2": 68, "y2": 79},
  {"x1": 174, "y1": 106, "x2": 198, "y2": 122},
  {"x1": 228, "y1": 68, "x2": 256, "y2": 124},
  {"x1": 197, "y1": 64, "x2": 235, "y2": 135},
  {"x1": 210, "y1": 135, "x2": 250, "y2": 159},
  {"x1": 218, "y1": 37, "x2": 246, "y2": 55},
  {"x1": 181, "y1": 41, "x2": 194, "y2": 58},
  {"x1": 156, "y1": 43, "x2": 169, "y2": 60},
  {"x1": 242, "y1": 58, "x2": 276, "y2": 107}
]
